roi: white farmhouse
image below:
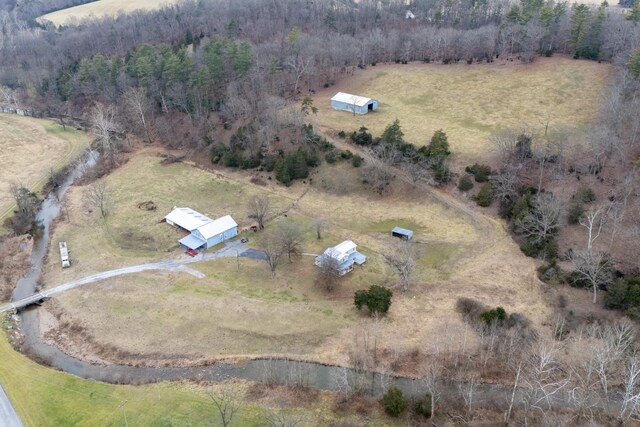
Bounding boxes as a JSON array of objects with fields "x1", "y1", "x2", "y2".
[{"x1": 315, "y1": 240, "x2": 367, "y2": 276}]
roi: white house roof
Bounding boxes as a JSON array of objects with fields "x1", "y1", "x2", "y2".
[
  {"x1": 165, "y1": 207, "x2": 213, "y2": 231},
  {"x1": 334, "y1": 240, "x2": 357, "y2": 254},
  {"x1": 323, "y1": 240, "x2": 357, "y2": 261},
  {"x1": 196, "y1": 215, "x2": 238, "y2": 240},
  {"x1": 331, "y1": 92, "x2": 373, "y2": 107}
]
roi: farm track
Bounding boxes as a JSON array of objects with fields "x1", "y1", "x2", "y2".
[
  {"x1": 327, "y1": 134, "x2": 500, "y2": 243},
  {"x1": 0, "y1": 240, "x2": 252, "y2": 313}
]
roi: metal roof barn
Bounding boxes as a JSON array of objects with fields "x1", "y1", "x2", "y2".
[
  {"x1": 195, "y1": 215, "x2": 238, "y2": 240},
  {"x1": 330, "y1": 92, "x2": 378, "y2": 114},
  {"x1": 191, "y1": 214, "x2": 239, "y2": 249},
  {"x1": 164, "y1": 207, "x2": 213, "y2": 232}
]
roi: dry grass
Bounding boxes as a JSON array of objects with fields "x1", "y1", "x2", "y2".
[
  {"x1": 38, "y1": 0, "x2": 187, "y2": 26},
  {"x1": 43, "y1": 151, "x2": 293, "y2": 285},
  {"x1": 0, "y1": 235, "x2": 33, "y2": 302},
  {"x1": 314, "y1": 57, "x2": 611, "y2": 163},
  {"x1": 0, "y1": 114, "x2": 89, "y2": 226},
  {"x1": 42, "y1": 152, "x2": 552, "y2": 368}
]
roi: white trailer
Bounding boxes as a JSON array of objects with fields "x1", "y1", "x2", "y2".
[{"x1": 59, "y1": 241, "x2": 70, "y2": 268}]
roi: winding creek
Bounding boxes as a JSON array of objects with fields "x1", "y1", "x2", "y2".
[{"x1": 8, "y1": 150, "x2": 598, "y2": 412}]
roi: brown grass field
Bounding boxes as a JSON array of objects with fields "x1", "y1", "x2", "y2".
[
  {"x1": 314, "y1": 57, "x2": 611, "y2": 164},
  {"x1": 38, "y1": 0, "x2": 186, "y2": 26},
  {"x1": 0, "y1": 114, "x2": 90, "y2": 228},
  {"x1": 41, "y1": 151, "x2": 550, "y2": 370}
]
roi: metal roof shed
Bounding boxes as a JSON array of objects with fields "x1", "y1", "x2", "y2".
[
  {"x1": 391, "y1": 226, "x2": 413, "y2": 240},
  {"x1": 164, "y1": 207, "x2": 213, "y2": 232},
  {"x1": 179, "y1": 234, "x2": 206, "y2": 250},
  {"x1": 330, "y1": 92, "x2": 379, "y2": 114}
]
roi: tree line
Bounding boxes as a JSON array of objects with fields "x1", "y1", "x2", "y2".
[{"x1": 0, "y1": 0, "x2": 637, "y2": 157}]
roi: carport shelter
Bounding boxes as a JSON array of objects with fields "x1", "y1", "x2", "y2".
[{"x1": 391, "y1": 226, "x2": 413, "y2": 240}]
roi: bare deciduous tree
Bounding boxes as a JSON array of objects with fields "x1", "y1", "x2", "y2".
[
  {"x1": 420, "y1": 362, "x2": 441, "y2": 420},
  {"x1": 579, "y1": 205, "x2": 610, "y2": 252},
  {"x1": 210, "y1": 385, "x2": 240, "y2": 427},
  {"x1": 123, "y1": 87, "x2": 152, "y2": 144},
  {"x1": 490, "y1": 164, "x2": 522, "y2": 205},
  {"x1": 330, "y1": 366, "x2": 353, "y2": 402},
  {"x1": 262, "y1": 409, "x2": 306, "y2": 427},
  {"x1": 516, "y1": 193, "x2": 561, "y2": 245},
  {"x1": 257, "y1": 231, "x2": 283, "y2": 276},
  {"x1": 568, "y1": 250, "x2": 614, "y2": 304},
  {"x1": 385, "y1": 241, "x2": 415, "y2": 292},
  {"x1": 276, "y1": 221, "x2": 304, "y2": 261},
  {"x1": 8, "y1": 183, "x2": 39, "y2": 234},
  {"x1": 315, "y1": 255, "x2": 341, "y2": 292},
  {"x1": 361, "y1": 150, "x2": 395, "y2": 195},
  {"x1": 621, "y1": 354, "x2": 640, "y2": 420},
  {"x1": 91, "y1": 103, "x2": 123, "y2": 166},
  {"x1": 247, "y1": 195, "x2": 270, "y2": 230},
  {"x1": 458, "y1": 376, "x2": 476, "y2": 415},
  {"x1": 520, "y1": 341, "x2": 569, "y2": 418},
  {"x1": 313, "y1": 218, "x2": 327, "y2": 239},
  {"x1": 83, "y1": 181, "x2": 111, "y2": 220}
]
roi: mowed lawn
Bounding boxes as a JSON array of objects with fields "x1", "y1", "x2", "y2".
[
  {"x1": 0, "y1": 329, "x2": 390, "y2": 426},
  {"x1": 38, "y1": 0, "x2": 187, "y2": 26},
  {"x1": 0, "y1": 114, "x2": 89, "y2": 226},
  {"x1": 315, "y1": 57, "x2": 610, "y2": 162}
]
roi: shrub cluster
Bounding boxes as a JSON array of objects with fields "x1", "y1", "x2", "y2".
[
  {"x1": 604, "y1": 276, "x2": 640, "y2": 319},
  {"x1": 354, "y1": 285, "x2": 393, "y2": 315},
  {"x1": 212, "y1": 124, "x2": 331, "y2": 185},
  {"x1": 475, "y1": 182, "x2": 492, "y2": 207},
  {"x1": 465, "y1": 163, "x2": 492, "y2": 182},
  {"x1": 458, "y1": 175, "x2": 474, "y2": 192},
  {"x1": 382, "y1": 387, "x2": 406, "y2": 417},
  {"x1": 324, "y1": 149, "x2": 364, "y2": 168},
  {"x1": 456, "y1": 298, "x2": 527, "y2": 330},
  {"x1": 480, "y1": 306, "x2": 507, "y2": 326},
  {"x1": 414, "y1": 393, "x2": 432, "y2": 419},
  {"x1": 275, "y1": 149, "x2": 319, "y2": 185},
  {"x1": 568, "y1": 185, "x2": 596, "y2": 225},
  {"x1": 351, "y1": 121, "x2": 452, "y2": 184}
]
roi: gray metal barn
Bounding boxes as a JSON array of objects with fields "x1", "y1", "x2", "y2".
[{"x1": 330, "y1": 92, "x2": 378, "y2": 114}]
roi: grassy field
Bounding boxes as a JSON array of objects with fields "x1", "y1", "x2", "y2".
[
  {"x1": 41, "y1": 152, "x2": 551, "y2": 369},
  {"x1": 314, "y1": 57, "x2": 610, "y2": 163},
  {"x1": 38, "y1": 0, "x2": 186, "y2": 26},
  {"x1": 0, "y1": 114, "x2": 90, "y2": 227},
  {"x1": 0, "y1": 328, "x2": 392, "y2": 426},
  {"x1": 42, "y1": 151, "x2": 293, "y2": 285}
]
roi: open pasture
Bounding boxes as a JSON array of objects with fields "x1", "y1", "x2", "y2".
[
  {"x1": 0, "y1": 114, "x2": 89, "y2": 227},
  {"x1": 315, "y1": 57, "x2": 610, "y2": 163},
  {"x1": 38, "y1": 0, "x2": 186, "y2": 27},
  {"x1": 42, "y1": 154, "x2": 550, "y2": 366}
]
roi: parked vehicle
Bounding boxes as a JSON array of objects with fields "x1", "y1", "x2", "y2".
[
  {"x1": 186, "y1": 249, "x2": 198, "y2": 257},
  {"x1": 59, "y1": 241, "x2": 70, "y2": 268}
]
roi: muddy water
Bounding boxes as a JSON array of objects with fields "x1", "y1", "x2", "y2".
[{"x1": 10, "y1": 151, "x2": 533, "y2": 406}]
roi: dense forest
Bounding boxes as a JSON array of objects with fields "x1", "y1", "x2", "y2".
[{"x1": 0, "y1": 0, "x2": 638, "y2": 152}]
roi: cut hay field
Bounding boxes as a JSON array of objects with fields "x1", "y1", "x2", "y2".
[
  {"x1": 38, "y1": 0, "x2": 186, "y2": 26},
  {"x1": 42, "y1": 152, "x2": 550, "y2": 368},
  {"x1": 315, "y1": 57, "x2": 611, "y2": 163},
  {"x1": 0, "y1": 114, "x2": 90, "y2": 227},
  {"x1": 0, "y1": 329, "x2": 385, "y2": 426}
]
